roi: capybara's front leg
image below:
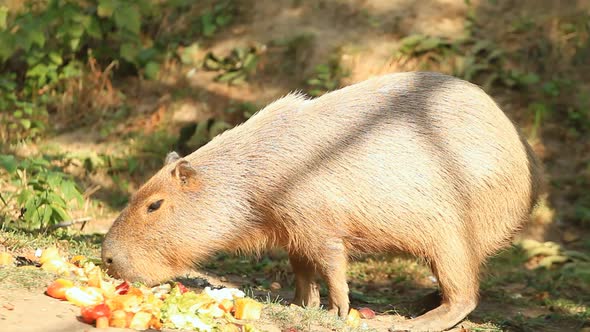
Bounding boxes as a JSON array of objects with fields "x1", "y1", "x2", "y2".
[
  {"x1": 289, "y1": 254, "x2": 320, "y2": 308},
  {"x1": 317, "y1": 238, "x2": 350, "y2": 318}
]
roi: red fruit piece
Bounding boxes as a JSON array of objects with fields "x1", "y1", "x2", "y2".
[
  {"x1": 80, "y1": 303, "x2": 112, "y2": 324},
  {"x1": 358, "y1": 307, "x2": 376, "y2": 319},
  {"x1": 115, "y1": 281, "x2": 130, "y2": 295},
  {"x1": 177, "y1": 282, "x2": 188, "y2": 294}
]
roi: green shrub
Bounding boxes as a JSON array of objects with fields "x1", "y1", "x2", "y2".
[{"x1": 0, "y1": 154, "x2": 84, "y2": 231}]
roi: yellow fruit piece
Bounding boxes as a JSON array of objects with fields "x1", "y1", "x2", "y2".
[
  {"x1": 40, "y1": 247, "x2": 61, "y2": 264},
  {"x1": 129, "y1": 311, "x2": 152, "y2": 330},
  {"x1": 109, "y1": 310, "x2": 130, "y2": 328},
  {"x1": 234, "y1": 298, "x2": 263, "y2": 320},
  {"x1": 346, "y1": 308, "x2": 361, "y2": 328},
  {"x1": 219, "y1": 299, "x2": 234, "y2": 313},
  {"x1": 65, "y1": 286, "x2": 104, "y2": 307},
  {"x1": 96, "y1": 316, "x2": 109, "y2": 328},
  {"x1": 99, "y1": 281, "x2": 116, "y2": 299},
  {"x1": 41, "y1": 258, "x2": 71, "y2": 275},
  {"x1": 106, "y1": 293, "x2": 143, "y2": 312},
  {"x1": 0, "y1": 252, "x2": 15, "y2": 266},
  {"x1": 70, "y1": 255, "x2": 87, "y2": 265}
]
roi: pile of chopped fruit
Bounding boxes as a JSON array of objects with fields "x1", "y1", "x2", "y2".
[{"x1": 37, "y1": 247, "x2": 263, "y2": 331}]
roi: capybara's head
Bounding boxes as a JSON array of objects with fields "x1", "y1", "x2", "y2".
[{"x1": 101, "y1": 152, "x2": 242, "y2": 285}]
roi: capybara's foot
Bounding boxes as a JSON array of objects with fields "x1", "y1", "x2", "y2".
[
  {"x1": 410, "y1": 290, "x2": 442, "y2": 315},
  {"x1": 291, "y1": 283, "x2": 320, "y2": 308},
  {"x1": 389, "y1": 301, "x2": 476, "y2": 332},
  {"x1": 289, "y1": 254, "x2": 320, "y2": 308}
]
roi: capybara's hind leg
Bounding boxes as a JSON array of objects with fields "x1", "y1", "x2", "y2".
[
  {"x1": 289, "y1": 254, "x2": 320, "y2": 308},
  {"x1": 390, "y1": 241, "x2": 479, "y2": 331},
  {"x1": 317, "y1": 238, "x2": 350, "y2": 318}
]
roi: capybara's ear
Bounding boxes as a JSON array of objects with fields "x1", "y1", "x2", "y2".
[
  {"x1": 172, "y1": 160, "x2": 197, "y2": 185},
  {"x1": 165, "y1": 151, "x2": 181, "y2": 165}
]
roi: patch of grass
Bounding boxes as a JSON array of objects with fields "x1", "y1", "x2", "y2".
[
  {"x1": 0, "y1": 265, "x2": 54, "y2": 290},
  {"x1": 263, "y1": 302, "x2": 376, "y2": 332},
  {"x1": 0, "y1": 227, "x2": 102, "y2": 258}
]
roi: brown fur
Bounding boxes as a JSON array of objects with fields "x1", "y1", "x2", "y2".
[{"x1": 102, "y1": 72, "x2": 543, "y2": 331}]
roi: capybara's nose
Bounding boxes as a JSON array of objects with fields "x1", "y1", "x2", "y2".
[
  {"x1": 101, "y1": 251, "x2": 121, "y2": 278},
  {"x1": 103, "y1": 255, "x2": 113, "y2": 266}
]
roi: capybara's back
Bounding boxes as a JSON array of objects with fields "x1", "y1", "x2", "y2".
[{"x1": 103, "y1": 72, "x2": 542, "y2": 331}]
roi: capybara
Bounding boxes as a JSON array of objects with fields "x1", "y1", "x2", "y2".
[{"x1": 102, "y1": 72, "x2": 543, "y2": 331}]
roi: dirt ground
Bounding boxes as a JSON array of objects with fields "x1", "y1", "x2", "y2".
[{"x1": 1, "y1": 0, "x2": 589, "y2": 331}]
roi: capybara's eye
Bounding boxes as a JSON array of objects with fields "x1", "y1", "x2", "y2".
[{"x1": 147, "y1": 199, "x2": 164, "y2": 213}]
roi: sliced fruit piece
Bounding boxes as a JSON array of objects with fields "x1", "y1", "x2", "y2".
[
  {"x1": 109, "y1": 310, "x2": 129, "y2": 328},
  {"x1": 176, "y1": 282, "x2": 188, "y2": 294},
  {"x1": 115, "y1": 281, "x2": 130, "y2": 295},
  {"x1": 129, "y1": 311, "x2": 152, "y2": 330},
  {"x1": 0, "y1": 252, "x2": 15, "y2": 266},
  {"x1": 106, "y1": 293, "x2": 143, "y2": 312},
  {"x1": 46, "y1": 279, "x2": 74, "y2": 300},
  {"x1": 41, "y1": 258, "x2": 70, "y2": 275},
  {"x1": 346, "y1": 308, "x2": 361, "y2": 328},
  {"x1": 96, "y1": 316, "x2": 109, "y2": 328},
  {"x1": 80, "y1": 303, "x2": 111, "y2": 324},
  {"x1": 70, "y1": 255, "x2": 87, "y2": 267},
  {"x1": 234, "y1": 298, "x2": 263, "y2": 320},
  {"x1": 358, "y1": 307, "x2": 376, "y2": 319},
  {"x1": 219, "y1": 299, "x2": 234, "y2": 313},
  {"x1": 65, "y1": 287, "x2": 104, "y2": 307},
  {"x1": 39, "y1": 247, "x2": 61, "y2": 264}
]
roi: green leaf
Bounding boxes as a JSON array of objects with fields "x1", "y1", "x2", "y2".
[
  {"x1": 120, "y1": 43, "x2": 139, "y2": 62},
  {"x1": 215, "y1": 14, "x2": 232, "y2": 27},
  {"x1": 41, "y1": 204, "x2": 53, "y2": 227},
  {"x1": 20, "y1": 119, "x2": 31, "y2": 129},
  {"x1": 26, "y1": 63, "x2": 49, "y2": 78},
  {"x1": 0, "y1": 6, "x2": 7, "y2": 30},
  {"x1": 203, "y1": 57, "x2": 221, "y2": 70},
  {"x1": 520, "y1": 73, "x2": 540, "y2": 85},
  {"x1": 47, "y1": 192, "x2": 67, "y2": 208},
  {"x1": 215, "y1": 70, "x2": 244, "y2": 83},
  {"x1": 49, "y1": 52, "x2": 62, "y2": 65},
  {"x1": 52, "y1": 205, "x2": 70, "y2": 222},
  {"x1": 86, "y1": 17, "x2": 102, "y2": 38},
  {"x1": 0, "y1": 154, "x2": 17, "y2": 173},
  {"x1": 242, "y1": 53, "x2": 258, "y2": 72},
  {"x1": 200, "y1": 11, "x2": 216, "y2": 37},
  {"x1": 307, "y1": 78, "x2": 322, "y2": 86},
  {"x1": 28, "y1": 29, "x2": 46, "y2": 48},
  {"x1": 70, "y1": 37, "x2": 81, "y2": 51},
  {"x1": 315, "y1": 64, "x2": 330, "y2": 74},
  {"x1": 60, "y1": 180, "x2": 83, "y2": 206},
  {"x1": 17, "y1": 187, "x2": 32, "y2": 206},
  {"x1": 46, "y1": 173, "x2": 61, "y2": 188},
  {"x1": 98, "y1": 0, "x2": 116, "y2": 18},
  {"x1": 180, "y1": 43, "x2": 199, "y2": 65},
  {"x1": 137, "y1": 47, "x2": 158, "y2": 64},
  {"x1": 400, "y1": 34, "x2": 425, "y2": 47},
  {"x1": 143, "y1": 61, "x2": 160, "y2": 80},
  {"x1": 415, "y1": 36, "x2": 442, "y2": 53},
  {"x1": 114, "y1": 5, "x2": 141, "y2": 35}
]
